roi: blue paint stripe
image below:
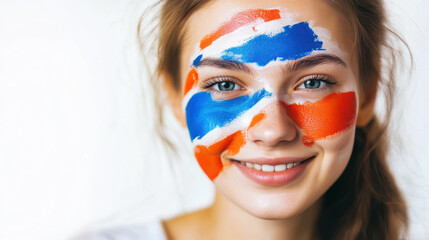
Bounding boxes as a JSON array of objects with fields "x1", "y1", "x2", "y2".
[
  {"x1": 193, "y1": 54, "x2": 203, "y2": 67},
  {"x1": 191, "y1": 22, "x2": 324, "y2": 67},
  {"x1": 221, "y1": 22, "x2": 324, "y2": 66},
  {"x1": 186, "y1": 89, "x2": 271, "y2": 140}
]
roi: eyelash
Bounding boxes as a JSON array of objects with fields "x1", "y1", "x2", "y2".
[
  {"x1": 201, "y1": 76, "x2": 244, "y2": 90},
  {"x1": 199, "y1": 74, "x2": 337, "y2": 95},
  {"x1": 295, "y1": 74, "x2": 337, "y2": 90}
]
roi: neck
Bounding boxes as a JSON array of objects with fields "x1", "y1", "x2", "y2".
[{"x1": 206, "y1": 190, "x2": 321, "y2": 240}]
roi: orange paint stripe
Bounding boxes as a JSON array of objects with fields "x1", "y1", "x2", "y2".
[
  {"x1": 194, "y1": 131, "x2": 245, "y2": 181},
  {"x1": 226, "y1": 131, "x2": 245, "y2": 156},
  {"x1": 199, "y1": 9, "x2": 281, "y2": 50},
  {"x1": 302, "y1": 136, "x2": 315, "y2": 147},
  {"x1": 248, "y1": 112, "x2": 266, "y2": 130},
  {"x1": 194, "y1": 145, "x2": 224, "y2": 181},
  {"x1": 183, "y1": 68, "x2": 199, "y2": 96},
  {"x1": 283, "y1": 92, "x2": 357, "y2": 144}
]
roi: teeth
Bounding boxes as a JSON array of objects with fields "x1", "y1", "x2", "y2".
[
  {"x1": 241, "y1": 161, "x2": 302, "y2": 172},
  {"x1": 274, "y1": 164, "x2": 286, "y2": 171},
  {"x1": 261, "y1": 164, "x2": 274, "y2": 172}
]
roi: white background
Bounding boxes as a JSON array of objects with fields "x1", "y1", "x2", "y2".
[{"x1": 0, "y1": 0, "x2": 428, "y2": 239}]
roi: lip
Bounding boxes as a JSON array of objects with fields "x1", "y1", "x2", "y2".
[
  {"x1": 232, "y1": 156, "x2": 314, "y2": 186},
  {"x1": 234, "y1": 156, "x2": 311, "y2": 166}
]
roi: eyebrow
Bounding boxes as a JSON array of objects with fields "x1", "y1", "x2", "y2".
[
  {"x1": 286, "y1": 54, "x2": 346, "y2": 73},
  {"x1": 197, "y1": 58, "x2": 253, "y2": 74},
  {"x1": 195, "y1": 54, "x2": 346, "y2": 74}
]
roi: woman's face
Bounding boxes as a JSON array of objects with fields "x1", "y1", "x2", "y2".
[{"x1": 176, "y1": 0, "x2": 360, "y2": 219}]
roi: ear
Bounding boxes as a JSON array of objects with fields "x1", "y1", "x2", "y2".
[
  {"x1": 162, "y1": 72, "x2": 187, "y2": 127},
  {"x1": 356, "y1": 78, "x2": 378, "y2": 127}
]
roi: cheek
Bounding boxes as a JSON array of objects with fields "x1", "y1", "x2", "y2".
[
  {"x1": 316, "y1": 127, "x2": 356, "y2": 188},
  {"x1": 192, "y1": 112, "x2": 268, "y2": 181},
  {"x1": 283, "y1": 91, "x2": 357, "y2": 146},
  {"x1": 194, "y1": 131, "x2": 245, "y2": 181},
  {"x1": 185, "y1": 89, "x2": 270, "y2": 140},
  {"x1": 184, "y1": 85, "x2": 270, "y2": 181}
]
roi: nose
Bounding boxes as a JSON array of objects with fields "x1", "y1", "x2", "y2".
[{"x1": 246, "y1": 101, "x2": 297, "y2": 146}]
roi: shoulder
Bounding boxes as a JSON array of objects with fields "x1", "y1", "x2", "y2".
[{"x1": 73, "y1": 221, "x2": 167, "y2": 240}]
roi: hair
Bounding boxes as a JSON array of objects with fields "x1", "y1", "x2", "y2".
[{"x1": 138, "y1": 0, "x2": 409, "y2": 239}]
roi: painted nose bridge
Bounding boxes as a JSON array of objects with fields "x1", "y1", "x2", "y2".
[{"x1": 246, "y1": 100, "x2": 297, "y2": 146}]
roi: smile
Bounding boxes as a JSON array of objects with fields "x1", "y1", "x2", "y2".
[
  {"x1": 239, "y1": 161, "x2": 303, "y2": 172},
  {"x1": 232, "y1": 156, "x2": 315, "y2": 186}
]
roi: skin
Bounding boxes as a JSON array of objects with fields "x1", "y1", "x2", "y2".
[{"x1": 163, "y1": 0, "x2": 375, "y2": 239}]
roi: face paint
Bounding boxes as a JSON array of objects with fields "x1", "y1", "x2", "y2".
[
  {"x1": 199, "y1": 9, "x2": 281, "y2": 50},
  {"x1": 248, "y1": 112, "x2": 266, "y2": 130},
  {"x1": 220, "y1": 22, "x2": 323, "y2": 67},
  {"x1": 283, "y1": 92, "x2": 357, "y2": 146},
  {"x1": 193, "y1": 22, "x2": 324, "y2": 68},
  {"x1": 184, "y1": 68, "x2": 199, "y2": 96},
  {"x1": 194, "y1": 131, "x2": 245, "y2": 181},
  {"x1": 183, "y1": 8, "x2": 351, "y2": 181},
  {"x1": 188, "y1": 92, "x2": 356, "y2": 181},
  {"x1": 185, "y1": 89, "x2": 271, "y2": 141}
]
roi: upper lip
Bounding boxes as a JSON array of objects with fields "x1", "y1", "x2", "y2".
[{"x1": 232, "y1": 156, "x2": 315, "y2": 166}]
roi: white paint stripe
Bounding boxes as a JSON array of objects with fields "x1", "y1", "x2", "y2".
[
  {"x1": 182, "y1": 88, "x2": 199, "y2": 112},
  {"x1": 191, "y1": 96, "x2": 275, "y2": 146}
]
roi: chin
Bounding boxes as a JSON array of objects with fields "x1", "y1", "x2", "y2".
[
  {"x1": 244, "y1": 206, "x2": 305, "y2": 220},
  {"x1": 244, "y1": 192, "x2": 321, "y2": 220},
  {"x1": 216, "y1": 177, "x2": 318, "y2": 221}
]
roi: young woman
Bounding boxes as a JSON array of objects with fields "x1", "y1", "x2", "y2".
[{"x1": 80, "y1": 0, "x2": 409, "y2": 239}]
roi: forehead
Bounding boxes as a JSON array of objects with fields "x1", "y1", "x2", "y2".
[{"x1": 181, "y1": 0, "x2": 354, "y2": 77}]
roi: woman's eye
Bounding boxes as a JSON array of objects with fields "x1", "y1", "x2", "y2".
[
  {"x1": 297, "y1": 79, "x2": 328, "y2": 90},
  {"x1": 212, "y1": 81, "x2": 242, "y2": 91}
]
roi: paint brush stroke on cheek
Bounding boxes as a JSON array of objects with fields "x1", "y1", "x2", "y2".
[
  {"x1": 194, "y1": 131, "x2": 245, "y2": 181},
  {"x1": 283, "y1": 92, "x2": 357, "y2": 146},
  {"x1": 220, "y1": 22, "x2": 324, "y2": 67},
  {"x1": 186, "y1": 89, "x2": 271, "y2": 140},
  {"x1": 200, "y1": 9, "x2": 281, "y2": 50},
  {"x1": 192, "y1": 111, "x2": 266, "y2": 181}
]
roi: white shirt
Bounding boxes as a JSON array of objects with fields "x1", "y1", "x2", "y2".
[{"x1": 75, "y1": 221, "x2": 167, "y2": 240}]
